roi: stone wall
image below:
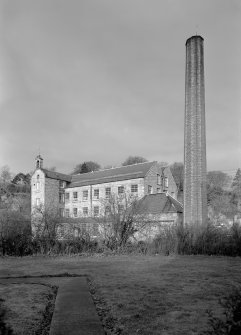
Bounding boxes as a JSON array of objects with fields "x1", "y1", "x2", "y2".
[{"x1": 64, "y1": 177, "x2": 145, "y2": 218}]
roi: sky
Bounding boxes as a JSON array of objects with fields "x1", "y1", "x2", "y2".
[{"x1": 0, "y1": 0, "x2": 240, "y2": 175}]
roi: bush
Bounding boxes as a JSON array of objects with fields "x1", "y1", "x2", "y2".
[
  {"x1": 31, "y1": 236, "x2": 102, "y2": 255},
  {"x1": 203, "y1": 286, "x2": 241, "y2": 335},
  {"x1": 177, "y1": 222, "x2": 241, "y2": 256}
]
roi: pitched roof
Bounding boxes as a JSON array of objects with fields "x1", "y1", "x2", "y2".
[
  {"x1": 41, "y1": 169, "x2": 72, "y2": 182},
  {"x1": 136, "y1": 193, "x2": 183, "y2": 215},
  {"x1": 68, "y1": 161, "x2": 157, "y2": 188}
]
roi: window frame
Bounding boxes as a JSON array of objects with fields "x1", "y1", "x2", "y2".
[
  {"x1": 93, "y1": 206, "x2": 99, "y2": 216},
  {"x1": 73, "y1": 207, "x2": 78, "y2": 217},
  {"x1": 73, "y1": 191, "x2": 78, "y2": 201},
  {"x1": 83, "y1": 207, "x2": 88, "y2": 216},
  {"x1": 65, "y1": 192, "x2": 70, "y2": 202},
  {"x1": 131, "y1": 184, "x2": 138, "y2": 193},
  {"x1": 93, "y1": 189, "x2": 99, "y2": 200},
  {"x1": 105, "y1": 187, "x2": 111, "y2": 198},
  {"x1": 83, "y1": 190, "x2": 88, "y2": 201},
  {"x1": 148, "y1": 185, "x2": 153, "y2": 194},
  {"x1": 118, "y1": 186, "x2": 124, "y2": 194},
  {"x1": 36, "y1": 198, "x2": 40, "y2": 207},
  {"x1": 65, "y1": 208, "x2": 70, "y2": 218}
]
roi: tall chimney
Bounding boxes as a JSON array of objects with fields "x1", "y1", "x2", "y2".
[{"x1": 184, "y1": 35, "x2": 207, "y2": 232}]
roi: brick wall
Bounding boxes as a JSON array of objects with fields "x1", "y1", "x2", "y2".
[{"x1": 184, "y1": 36, "x2": 207, "y2": 227}]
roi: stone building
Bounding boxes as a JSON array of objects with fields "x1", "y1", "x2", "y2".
[{"x1": 31, "y1": 155, "x2": 181, "y2": 238}]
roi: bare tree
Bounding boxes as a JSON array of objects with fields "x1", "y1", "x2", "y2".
[
  {"x1": 31, "y1": 203, "x2": 61, "y2": 240},
  {"x1": 98, "y1": 193, "x2": 147, "y2": 249},
  {"x1": 0, "y1": 165, "x2": 12, "y2": 187},
  {"x1": 207, "y1": 171, "x2": 231, "y2": 190},
  {"x1": 170, "y1": 162, "x2": 184, "y2": 193}
]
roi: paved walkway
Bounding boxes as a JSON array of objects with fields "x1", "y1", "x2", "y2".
[{"x1": 0, "y1": 276, "x2": 105, "y2": 335}]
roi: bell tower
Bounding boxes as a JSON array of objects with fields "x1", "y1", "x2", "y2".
[{"x1": 35, "y1": 155, "x2": 43, "y2": 169}]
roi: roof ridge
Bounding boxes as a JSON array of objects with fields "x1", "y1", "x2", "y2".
[
  {"x1": 72, "y1": 161, "x2": 156, "y2": 176},
  {"x1": 42, "y1": 168, "x2": 70, "y2": 177}
]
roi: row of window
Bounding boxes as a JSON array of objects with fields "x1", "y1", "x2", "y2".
[
  {"x1": 64, "y1": 184, "x2": 138, "y2": 202},
  {"x1": 60, "y1": 204, "x2": 125, "y2": 218},
  {"x1": 62, "y1": 207, "x2": 96, "y2": 217}
]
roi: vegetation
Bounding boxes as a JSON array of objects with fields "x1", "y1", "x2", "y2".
[
  {"x1": 1, "y1": 163, "x2": 241, "y2": 259},
  {"x1": 170, "y1": 162, "x2": 184, "y2": 193},
  {"x1": 72, "y1": 161, "x2": 101, "y2": 174},
  {"x1": 121, "y1": 155, "x2": 148, "y2": 166},
  {"x1": 1, "y1": 255, "x2": 241, "y2": 335},
  {"x1": 0, "y1": 283, "x2": 57, "y2": 335}
]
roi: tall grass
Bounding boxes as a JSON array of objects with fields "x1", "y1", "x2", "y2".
[
  {"x1": 141, "y1": 222, "x2": 241, "y2": 256},
  {"x1": 1, "y1": 220, "x2": 241, "y2": 257}
]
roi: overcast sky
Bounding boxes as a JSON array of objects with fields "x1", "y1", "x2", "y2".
[{"x1": 0, "y1": 0, "x2": 240, "y2": 174}]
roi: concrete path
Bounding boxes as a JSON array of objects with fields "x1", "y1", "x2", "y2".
[
  {"x1": 49, "y1": 277, "x2": 105, "y2": 335},
  {"x1": 0, "y1": 276, "x2": 105, "y2": 335}
]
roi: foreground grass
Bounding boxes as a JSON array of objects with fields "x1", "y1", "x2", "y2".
[
  {"x1": 0, "y1": 283, "x2": 56, "y2": 335},
  {"x1": 0, "y1": 255, "x2": 241, "y2": 334}
]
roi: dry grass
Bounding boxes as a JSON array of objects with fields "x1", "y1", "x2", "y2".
[{"x1": 1, "y1": 255, "x2": 241, "y2": 334}]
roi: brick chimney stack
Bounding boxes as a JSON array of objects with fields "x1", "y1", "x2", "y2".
[{"x1": 184, "y1": 35, "x2": 207, "y2": 231}]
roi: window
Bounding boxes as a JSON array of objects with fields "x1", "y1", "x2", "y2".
[
  {"x1": 118, "y1": 186, "x2": 124, "y2": 194},
  {"x1": 36, "y1": 198, "x2": 40, "y2": 206},
  {"x1": 65, "y1": 208, "x2": 70, "y2": 218},
  {"x1": 148, "y1": 185, "x2": 153, "y2": 194},
  {"x1": 59, "y1": 193, "x2": 65, "y2": 203},
  {"x1": 73, "y1": 208, "x2": 78, "y2": 217},
  {"x1": 36, "y1": 181, "x2": 40, "y2": 190},
  {"x1": 65, "y1": 193, "x2": 70, "y2": 202},
  {"x1": 83, "y1": 190, "x2": 88, "y2": 201},
  {"x1": 73, "y1": 191, "x2": 78, "y2": 201},
  {"x1": 164, "y1": 177, "x2": 168, "y2": 188},
  {"x1": 157, "y1": 174, "x2": 161, "y2": 185},
  {"x1": 93, "y1": 206, "x2": 99, "y2": 216},
  {"x1": 59, "y1": 181, "x2": 65, "y2": 188},
  {"x1": 59, "y1": 208, "x2": 64, "y2": 217},
  {"x1": 83, "y1": 207, "x2": 88, "y2": 216},
  {"x1": 93, "y1": 189, "x2": 99, "y2": 200},
  {"x1": 131, "y1": 184, "x2": 138, "y2": 193},
  {"x1": 105, "y1": 206, "x2": 111, "y2": 216},
  {"x1": 105, "y1": 187, "x2": 111, "y2": 198},
  {"x1": 157, "y1": 187, "x2": 161, "y2": 193}
]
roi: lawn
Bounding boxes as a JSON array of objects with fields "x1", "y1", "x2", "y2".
[
  {"x1": 0, "y1": 282, "x2": 56, "y2": 334},
  {"x1": 0, "y1": 254, "x2": 241, "y2": 334}
]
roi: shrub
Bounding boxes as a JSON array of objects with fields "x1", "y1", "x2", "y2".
[
  {"x1": 203, "y1": 286, "x2": 241, "y2": 335},
  {"x1": 177, "y1": 222, "x2": 241, "y2": 256}
]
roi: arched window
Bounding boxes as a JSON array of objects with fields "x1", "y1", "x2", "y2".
[{"x1": 36, "y1": 175, "x2": 40, "y2": 190}]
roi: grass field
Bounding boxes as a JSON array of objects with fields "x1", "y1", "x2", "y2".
[
  {"x1": 0, "y1": 255, "x2": 241, "y2": 334},
  {"x1": 0, "y1": 283, "x2": 56, "y2": 334}
]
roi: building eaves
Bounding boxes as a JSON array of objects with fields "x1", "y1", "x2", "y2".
[
  {"x1": 68, "y1": 161, "x2": 157, "y2": 188},
  {"x1": 41, "y1": 169, "x2": 72, "y2": 182}
]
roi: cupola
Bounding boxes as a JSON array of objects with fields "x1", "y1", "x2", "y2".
[{"x1": 35, "y1": 155, "x2": 43, "y2": 169}]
